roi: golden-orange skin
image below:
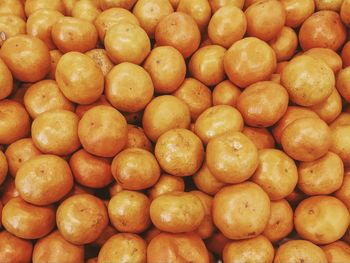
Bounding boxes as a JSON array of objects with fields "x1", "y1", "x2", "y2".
[
  {"x1": 298, "y1": 152, "x2": 344, "y2": 196},
  {"x1": 330, "y1": 113, "x2": 350, "y2": 128},
  {"x1": 94, "y1": 7, "x2": 139, "y2": 41},
  {"x1": 189, "y1": 45, "x2": 226, "y2": 87},
  {"x1": 223, "y1": 235, "x2": 274, "y2": 263},
  {"x1": 212, "y1": 80, "x2": 241, "y2": 107},
  {"x1": 99, "y1": 0, "x2": 138, "y2": 10},
  {"x1": 208, "y1": 5, "x2": 246, "y2": 49},
  {"x1": 280, "y1": 0, "x2": 315, "y2": 28},
  {"x1": 341, "y1": 0, "x2": 350, "y2": 26},
  {"x1": 106, "y1": 62, "x2": 154, "y2": 113},
  {"x1": 237, "y1": 81, "x2": 289, "y2": 127},
  {"x1": 71, "y1": 0, "x2": 101, "y2": 23},
  {"x1": 274, "y1": 240, "x2": 328, "y2": 263},
  {"x1": 224, "y1": 37, "x2": 276, "y2": 88},
  {"x1": 155, "y1": 128, "x2": 204, "y2": 177},
  {"x1": 0, "y1": 35, "x2": 50, "y2": 82},
  {"x1": 206, "y1": 131, "x2": 258, "y2": 184},
  {"x1": 47, "y1": 49, "x2": 63, "y2": 80},
  {"x1": 177, "y1": 0, "x2": 211, "y2": 32},
  {"x1": 305, "y1": 48, "x2": 343, "y2": 74},
  {"x1": 269, "y1": 26, "x2": 298, "y2": 62},
  {"x1": 0, "y1": 100, "x2": 30, "y2": 145},
  {"x1": 147, "y1": 232, "x2": 209, "y2": 263},
  {"x1": 0, "y1": 230, "x2": 33, "y2": 263},
  {"x1": 282, "y1": 55, "x2": 335, "y2": 106},
  {"x1": 51, "y1": 17, "x2": 98, "y2": 53},
  {"x1": 281, "y1": 117, "x2": 331, "y2": 162},
  {"x1": 85, "y1": 49, "x2": 114, "y2": 76},
  {"x1": 322, "y1": 241, "x2": 350, "y2": 263},
  {"x1": 2, "y1": 197, "x2": 55, "y2": 239},
  {"x1": 69, "y1": 149, "x2": 112, "y2": 189},
  {"x1": 0, "y1": 178, "x2": 20, "y2": 205},
  {"x1": 24, "y1": 80, "x2": 75, "y2": 119},
  {"x1": 78, "y1": 105, "x2": 128, "y2": 157},
  {"x1": 315, "y1": 0, "x2": 343, "y2": 11},
  {"x1": 342, "y1": 41, "x2": 350, "y2": 67},
  {"x1": 272, "y1": 106, "x2": 320, "y2": 144},
  {"x1": 133, "y1": 0, "x2": 174, "y2": 38},
  {"x1": 56, "y1": 51, "x2": 104, "y2": 105},
  {"x1": 75, "y1": 95, "x2": 111, "y2": 119},
  {"x1": 299, "y1": 10, "x2": 346, "y2": 51},
  {"x1": 56, "y1": 194, "x2": 108, "y2": 245},
  {"x1": 209, "y1": 0, "x2": 244, "y2": 11},
  {"x1": 62, "y1": 0, "x2": 78, "y2": 16},
  {"x1": 295, "y1": 196, "x2": 350, "y2": 245},
  {"x1": 336, "y1": 66, "x2": 350, "y2": 103},
  {"x1": 31, "y1": 110, "x2": 81, "y2": 156},
  {"x1": 25, "y1": 0, "x2": 65, "y2": 17},
  {"x1": 0, "y1": 150, "x2": 7, "y2": 186},
  {"x1": 212, "y1": 182, "x2": 270, "y2": 239},
  {"x1": 0, "y1": 57, "x2": 12, "y2": 100},
  {"x1": 32, "y1": 230, "x2": 84, "y2": 263},
  {"x1": 142, "y1": 95, "x2": 191, "y2": 142},
  {"x1": 104, "y1": 22, "x2": 150, "y2": 65},
  {"x1": 242, "y1": 126, "x2": 275, "y2": 150},
  {"x1": 26, "y1": 9, "x2": 64, "y2": 50},
  {"x1": 0, "y1": 0, "x2": 25, "y2": 19},
  {"x1": 173, "y1": 78, "x2": 212, "y2": 121},
  {"x1": 98, "y1": 233, "x2": 146, "y2": 263},
  {"x1": 108, "y1": 190, "x2": 150, "y2": 233},
  {"x1": 330, "y1": 125, "x2": 350, "y2": 167},
  {"x1": 111, "y1": 148, "x2": 160, "y2": 190},
  {"x1": 245, "y1": 0, "x2": 286, "y2": 42},
  {"x1": 155, "y1": 12, "x2": 201, "y2": 58},
  {"x1": 194, "y1": 105, "x2": 244, "y2": 145},
  {"x1": 15, "y1": 154, "x2": 73, "y2": 206},
  {"x1": 5, "y1": 138, "x2": 41, "y2": 177},
  {"x1": 0, "y1": 14, "x2": 26, "y2": 47},
  {"x1": 143, "y1": 46, "x2": 186, "y2": 94},
  {"x1": 148, "y1": 174, "x2": 185, "y2": 200},
  {"x1": 251, "y1": 149, "x2": 298, "y2": 200},
  {"x1": 335, "y1": 172, "x2": 350, "y2": 211},
  {"x1": 126, "y1": 125, "x2": 152, "y2": 152},
  {"x1": 193, "y1": 161, "x2": 226, "y2": 196},
  {"x1": 263, "y1": 199, "x2": 294, "y2": 243}
]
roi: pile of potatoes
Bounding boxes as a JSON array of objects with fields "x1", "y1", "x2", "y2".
[{"x1": 1, "y1": 0, "x2": 350, "y2": 262}]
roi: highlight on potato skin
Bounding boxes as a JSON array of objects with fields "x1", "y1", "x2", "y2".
[{"x1": 1, "y1": 0, "x2": 350, "y2": 262}]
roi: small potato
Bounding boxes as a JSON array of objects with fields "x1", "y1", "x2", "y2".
[
  {"x1": 223, "y1": 235, "x2": 274, "y2": 263},
  {"x1": 336, "y1": 66, "x2": 350, "y2": 103},
  {"x1": 298, "y1": 152, "x2": 344, "y2": 195},
  {"x1": 155, "y1": 128, "x2": 204, "y2": 177},
  {"x1": 0, "y1": 57, "x2": 13, "y2": 100},
  {"x1": 56, "y1": 194, "x2": 109, "y2": 245},
  {"x1": 304, "y1": 48, "x2": 343, "y2": 74},
  {"x1": 274, "y1": 240, "x2": 327, "y2": 263},
  {"x1": 193, "y1": 161, "x2": 226, "y2": 196},
  {"x1": 31, "y1": 110, "x2": 80, "y2": 156},
  {"x1": 0, "y1": 0, "x2": 25, "y2": 19},
  {"x1": 294, "y1": 196, "x2": 350, "y2": 245},
  {"x1": 209, "y1": 0, "x2": 244, "y2": 11},
  {"x1": 108, "y1": 190, "x2": 150, "y2": 233},
  {"x1": 212, "y1": 182, "x2": 270, "y2": 239},
  {"x1": 75, "y1": 95, "x2": 112, "y2": 119},
  {"x1": 322, "y1": 241, "x2": 350, "y2": 263},
  {"x1": 32, "y1": 230, "x2": 84, "y2": 263},
  {"x1": 280, "y1": 0, "x2": 315, "y2": 28},
  {"x1": 335, "y1": 171, "x2": 350, "y2": 211},
  {"x1": 236, "y1": 81, "x2": 289, "y2": 127},
  {"x1": 85, "y1": 49, "x2": 114, "y2": 77},
  {"x1": 15, "y1": 154, "x2": 73, "y2": 206},
  {"x1": 269, "y1": 26, "x2": 298, "y2": 62},
  {"x1": 263, "y1": 199, "x2": 294, "y2": 243},
  {"x1": 281, "y1": 117, "x2": 331, "y2": 162},
  {"x1": 47, "y1": 49, "x2": 63, "y2": 80},
  {"x1": 330, "y1": 125, "x2": 350, "y2": 166},
  {"x1": 212, "y1": 80, "x2": 241, "y2": 107},
  {"x1": 281, "y1": 55, "x2": 335, "y2": 106},
  {"x1": 194, "y1": 105, "x2": 244, "y2": 145},
  {"x1": 148, "y1": 174, "x2": 185, "y2": 200},
  {"x1": 78, "y1": 105, "x2": 128, "y2": 157},
  {"x1": 206, "y1": 132, "x2": 258, "y2": 184},
  {"x1": 251, "y1": 149, "x2": 298, "y2": 200},
  {"x1": 177, "y1": 0, "x2": 211, "y2": 32},
  {"x1": 192, "y1": 191, "x2": 215, "y2": 239},
  {"x1": 224, "y1": 37, "x2": 276, "y2": 88},
  {"x1": 0, "y1": 151, "x2": 8, "y2": 186},
  {"x1": 150, "y1": 192, "x2": 205, "y2": 233},
  {"x1": 147, "y1": 232, "x2": 209, "y2": 263},
  {"x1": 142, "y1": 95, "x2": 191, "y2": 142},
  {"x1": 0, "y1": 14, "x2": 26, "y2": 47},
  {"x1": 125, "y1": 125, "x2": 152, "y2": 152},
  {"x1": 2, "y1": 197, "x2": 55, "y2": 239},
  {"x1": 51, "y1": 17, "x2": 98, "y2": 53},
  {"x1": 242, "y1": 127, "x2": 275, "y2": 150},
  {"x1": 98, "y1": 233, "x2": 146, "y2": 263},
  {"x1": 112, "y1": 148, "x2": 160, "y2": 190},
  {"x1": 0, "y1": 230, "x2": 33, "y2": 263},
  {"x1": 25, "y1": 0, "x2": 65, "y2": 16},
  {"x1": 71, "y1": 0, "x2": 101, "y2": 22}
]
